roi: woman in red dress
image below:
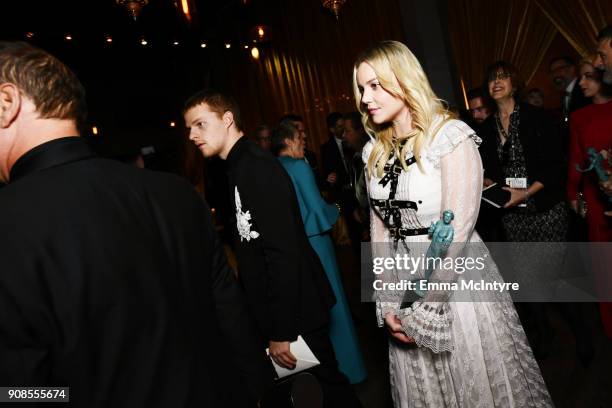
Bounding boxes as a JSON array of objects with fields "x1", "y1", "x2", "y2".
[
  {"x1": 567, "y1": 58, "x2": 612, "y2": 337},
  {"x1": 568, "y1": 59, "x2": 612, "y2": 240}
]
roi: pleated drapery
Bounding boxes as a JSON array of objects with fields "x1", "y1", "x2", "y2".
[
  {"x1": 448, "y1": 0, "x2": 557, "y2": 92},
  {"x1": 231, "y1": 0, "x2": 405, "y2": 151},
  {"x1": 534, "y1": 0, "x2": 612, "y2": 58}
]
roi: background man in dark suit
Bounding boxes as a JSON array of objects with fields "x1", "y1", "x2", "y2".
[
  {"x1": 595, "y1": 24, "x2": 612, "y2": 85},
  {"x1": 184, "y1": 90, "x2": 363, "y2": 407},
  {"x1": 549, "y1": 56, "x2": 591, "y2": 122},
  {"x1": 549, "y1": 56, "x2": 591, "y2": 171},
  {"x1": 0, "y1": 42, "x2": 272, "y2": 407},
  {"x1": 320, "y1": 112, "x2": 361, "y2": 253},
  {"x1": 321, "y1": 112, "x2": 350, "y2": 198}
]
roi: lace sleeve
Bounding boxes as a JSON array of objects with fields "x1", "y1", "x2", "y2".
[
  {"x1": 400, "y1": 129, "x2": 483, "y2": 353},
  {"x1": 363, "y1": 141, "x2": 402, "y2": 327},
  {"x1": 370, "y1": 208, "x2": 403, "y2": 327}
]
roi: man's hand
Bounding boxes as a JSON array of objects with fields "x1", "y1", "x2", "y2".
[
  {"x1": 269, "y1": 341, "x2": 297, "y2": 369},
  {"x1": 384, "y1": 313, "x2": 415, "y2": 344},
  {"x1": 483, "y1": 178, "x2": 494, "y2": 188},
  {"x1": 326, "y1": 172, "x2": 337, "y2": 185},
  {"x1": 503, "y1": 187, "x2": 527, "y2": 208}
]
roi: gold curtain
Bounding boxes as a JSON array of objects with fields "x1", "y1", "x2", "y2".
[
  {"x1": 448, "y1": 0, "x2": 557, "y2": 92},
  {"x1": 234, "y1": 0, "x2": 405, "y2": 152},
  {"x1": 248, "y1": 48, "x2": 353, "y2": 154},
  {"x1": 534, "y1": 0, "x2": 612, "y2": 57}
]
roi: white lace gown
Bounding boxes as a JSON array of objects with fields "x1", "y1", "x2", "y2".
[{"x1": 364, "y1": 118, "x2": 553, "y2": 408}]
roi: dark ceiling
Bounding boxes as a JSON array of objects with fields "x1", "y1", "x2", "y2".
[
  {"x1": 2, "y1": 1, "x2": 275, "y2": 45},
  {"x1": 0, "y1": 0, "x2": 301, "y2": 159}
]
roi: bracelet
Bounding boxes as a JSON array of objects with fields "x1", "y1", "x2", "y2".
[{"x1": 524, "y1": 190, "x2": 530, "y2": 201}]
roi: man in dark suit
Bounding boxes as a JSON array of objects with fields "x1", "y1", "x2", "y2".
[
  {"x1": 549, "y1": 56, "x2": 591, "y2": 177},
  {"x1": 320, "y1": 112, "x2": 350, "y2": 199},
  {"x1": 595, "y1": 24, "x2": 612, "y2": 85},
  {"x1": 549, "y1": 56, "x2": 591, "y2": 122},
  {"x1": 184, "y1": 90, "x2": 362, "y2": 407},
  {"x1": 320, "y1": 112, "x2": 361, "y2": 253},
  {"x1": 0, "y1": 42, "x2": 273, "y2": 407}
]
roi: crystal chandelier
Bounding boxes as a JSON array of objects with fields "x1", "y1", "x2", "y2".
[
  {"x1": 116, "y1": 0, "x2": 149, "y2": 21},
  {"x1": 322, "y1": 0, "x2": 347, "y2": 19}
]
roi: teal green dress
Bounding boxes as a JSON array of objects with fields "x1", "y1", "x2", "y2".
[{"x1": 278, "y1": 156, "x2": 367, "y2": 384}]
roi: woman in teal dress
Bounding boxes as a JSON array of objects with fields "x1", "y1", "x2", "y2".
[{"x1": 271, "y1": 122, "x2": 367, "y2": 384}]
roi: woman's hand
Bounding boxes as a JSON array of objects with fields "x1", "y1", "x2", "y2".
[
  {"x1": 569, "y1": 199, "x2": 579, "y2": 213},
  {"x1": 384, "y1": 313, "x2": 415, "y2": 344},
  {"x1": 502, "y1": 187, "x2": 527, "y2": 208},
  {"x1": 600, "y1": 178, "x2": 612, "y2": 196}
]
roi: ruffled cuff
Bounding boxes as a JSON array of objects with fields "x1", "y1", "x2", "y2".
[
  {"x1": 375, "y1": 301, "x2": 400, "y2": 327},
  {"x1": 400, "y1": 301, "x2": 454, "y2": 353},
  {"x1": 303, "y1": 202, "x2": 339, "y2": 237}
]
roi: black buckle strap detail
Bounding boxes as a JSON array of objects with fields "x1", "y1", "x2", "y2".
[
  {"x1": 378, "y1": 155, "x2": 416, "y2": 192},
  {"x1": 374, "y1": 147, "x2": 422, "y2": 243},
  {"x1": 387, "y1": 226, "x2": 429, "y2": 240},
  {"x1": 371, "y1": 199, "x2": 418, "y2": 210},
  {"x1": 371, "y1": 199, "x2": 421, "y2": 236}
]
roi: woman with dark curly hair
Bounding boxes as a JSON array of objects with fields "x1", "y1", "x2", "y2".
[{"x1": 479, "y1": 61, "x2": 569, "y2": 242}]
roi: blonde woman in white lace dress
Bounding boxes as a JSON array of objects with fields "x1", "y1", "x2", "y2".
[{"x1": 354, "y1": 41, "x2": 553, "y2": 407}]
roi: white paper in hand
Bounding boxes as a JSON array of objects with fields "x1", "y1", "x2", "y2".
[{"x1": 266, "y1": 336, "x2": 320, "y2": 378}]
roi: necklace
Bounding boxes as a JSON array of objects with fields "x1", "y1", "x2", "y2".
[{"x1": 495, "y1": 114, "x2": 509, "y2": 144}]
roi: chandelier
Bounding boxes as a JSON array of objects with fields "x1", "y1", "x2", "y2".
[
  {"x1": 249, "y1": 25, "x2": 272, "y2": 44},
  {"x1": 322, "y1": 0, "x2": 347, "y2": 19},
  {"x1": 116, "y1": 0, "x2": 149, "y2": 20}
]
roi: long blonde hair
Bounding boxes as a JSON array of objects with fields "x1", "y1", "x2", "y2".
[{"x1": 352, "y1": 41, "x2": 454, "y2": 177}]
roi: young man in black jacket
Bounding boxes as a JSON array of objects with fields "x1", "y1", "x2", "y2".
[{"x1": 184, "y1": 89, "x2": 363, "y2": 407}]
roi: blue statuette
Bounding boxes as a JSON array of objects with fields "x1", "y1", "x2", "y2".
[
  {"x1": 400, "y1": 210, "x2": 454, "y2": 307},
  {"x1": 576, "y1": 147, "x2": 612, "y2": 205},
  {"x1": 576, "y1": 147, "x2": 609, "y2": 182}
]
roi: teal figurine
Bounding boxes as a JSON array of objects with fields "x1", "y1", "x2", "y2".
[
  {"x1": 401, "y1": 210, "x2": 454, "y2": 306},
  {"x1": 414, "y1": 210, "x2": 455, "y2": 297},
  {"x1": 576, "y1": 147, "x2": 610, "y2": 182},
  {"x1": 576, "y1": 147, "x2": 612, "y2": 204},
  {"x1": 278, "y1": 156, "x2": 367, "y2": 384}
]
